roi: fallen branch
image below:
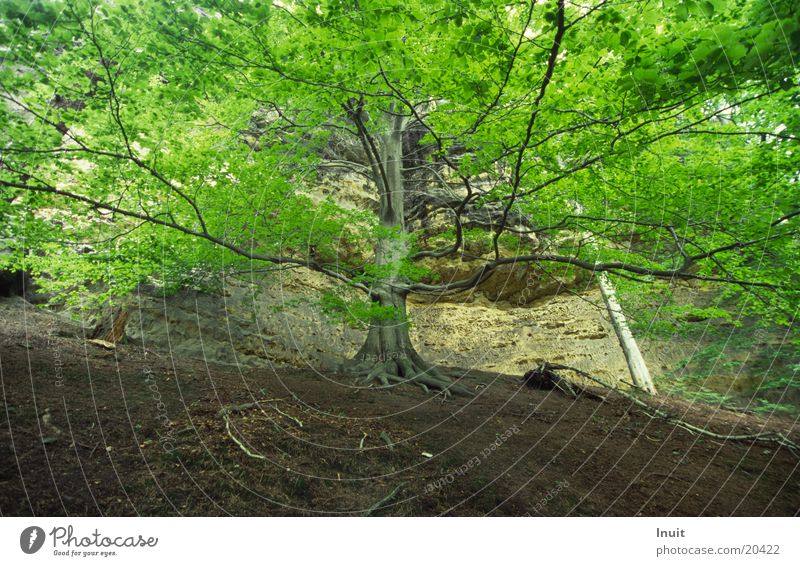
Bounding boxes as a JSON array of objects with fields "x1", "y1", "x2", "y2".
[
  {"x1": 270, "y1": 404, "x2": 304, "y2": 428},
  {"x1": 545, "y1": 363, "x2": 799, "y2": 453},
  {"x1": 223, "y1": 413, "x2": 267, "y2": 461},
  {"x1": 219, "y1": 398, "x2": 293, "y2": 461},
  {"x1": 87, "y1": 338, "x2": 115, "y2": 349}
]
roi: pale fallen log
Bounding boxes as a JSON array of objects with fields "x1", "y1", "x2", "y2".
[{"x1": 598, "y1": 273, "x2": 657, "y2": 395}]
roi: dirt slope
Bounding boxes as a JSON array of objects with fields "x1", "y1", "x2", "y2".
[{"x1": 1, "y1": 298, "x2": 798, "y2": 516}]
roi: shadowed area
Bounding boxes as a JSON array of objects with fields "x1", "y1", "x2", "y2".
[{"x1": 1, "y1": 301, "x2": 797, "y2": 517}]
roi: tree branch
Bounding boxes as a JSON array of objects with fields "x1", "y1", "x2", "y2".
[{"x1": 1, "y1": 178, "x2": 369, "y2": 293}]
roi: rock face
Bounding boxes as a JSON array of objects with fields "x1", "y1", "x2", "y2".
[
  {"x1": 409, "y1": 291, "x2": 631, "y2": 383},
  {"x1": 126, "y1": 271, "x2": 365, "y2": 369},
  {"x1": 125, "y1": 269, "x2": 639, "y2": 386}
]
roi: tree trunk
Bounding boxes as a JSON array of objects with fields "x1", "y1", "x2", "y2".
[
  {"x1": 346, "y1": 106, "x2": 470, "y2": 396},
  {"x1": 351, "y1": 285, "x2": 468, "y2": 394}
]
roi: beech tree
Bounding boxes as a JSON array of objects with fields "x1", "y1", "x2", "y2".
[{"x1": 1, "y1": 0, "x2": 798, "y2": 394}]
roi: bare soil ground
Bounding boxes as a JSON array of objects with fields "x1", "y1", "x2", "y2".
[{"x1": 1, "y1": 298, "x2": 798, "y2": 516}]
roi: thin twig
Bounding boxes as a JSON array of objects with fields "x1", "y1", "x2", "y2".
[{"x1": 269, "y1": 404, "x2": 303, "y2": 428}]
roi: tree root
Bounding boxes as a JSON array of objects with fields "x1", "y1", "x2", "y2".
[
  {"x1": 523, "y1": 363, "x2": 604, "y2": 401},
  {"x1": 347, "y1": 356, "x2": 473, "y2": 397},
  {"x1": 544, "y1": 363, "x2": 799, "y2": 454}
]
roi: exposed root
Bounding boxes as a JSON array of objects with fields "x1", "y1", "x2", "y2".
[
  {"x1": 347, "y1": 356, "x2": 473, "y2": 397},
  {"x1": 523, "y1": 363, "x2": 605, "y2": 401},
  {"x1": 544, "y1": 362, "x2": 800, "y2": 454}
]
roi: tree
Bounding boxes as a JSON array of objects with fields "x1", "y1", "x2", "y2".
[{"x1": 1, "y1": 0, "x2": 798, "y2": 395}]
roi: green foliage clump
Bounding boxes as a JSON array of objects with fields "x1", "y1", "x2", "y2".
[{"x1": 320, "y1": 290, "x2": 406, "y2": 330}]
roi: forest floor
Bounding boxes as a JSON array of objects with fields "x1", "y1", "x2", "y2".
[{"x1": 1, "y1": 297, "x2": 798, "y2": 516}]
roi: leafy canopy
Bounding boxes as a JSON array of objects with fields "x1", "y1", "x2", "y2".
[{"x1": 0, "y1": 0, "x2": 797, "y2": 327}]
